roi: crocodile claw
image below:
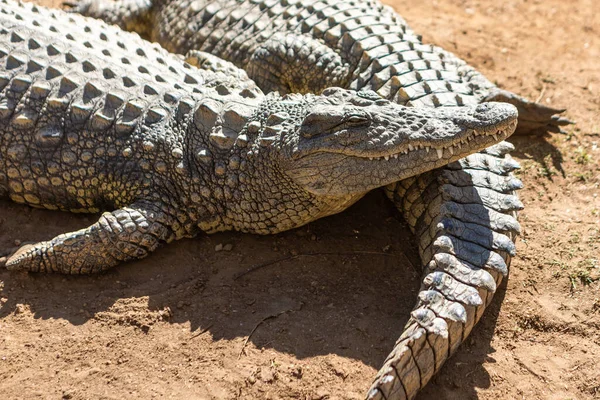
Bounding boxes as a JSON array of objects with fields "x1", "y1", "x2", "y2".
[
  {"x1": 0, "y1": 244, "x2": 36, "y2": 270},
  {"x1": 62, "y1": 0, "x2": 93, "y2": 14},
  {"x1": 0, "y1": 246, "x2": 19, "y2": 269}
]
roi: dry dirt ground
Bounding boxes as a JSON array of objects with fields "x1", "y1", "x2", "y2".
[{"x1": 1, "y1": 0, "x2": 599, "y2": 399}]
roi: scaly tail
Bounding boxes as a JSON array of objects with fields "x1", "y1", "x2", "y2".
[{"x1": 370, "y1": 142, "x2": 522, "y2": 399}]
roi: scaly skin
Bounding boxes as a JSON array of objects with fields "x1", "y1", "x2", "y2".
[
  {"x1": 0, "y1": 1, "x2": 518, "y2": 276},
  {"x1": 66, "y1": 0, "x2": 570, "y2": 134},
  {"x1": 64, "y1": 0, "x2": 543, "y2": 398}
]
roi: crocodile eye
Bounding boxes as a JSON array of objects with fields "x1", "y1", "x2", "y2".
[
  {"x1": 345, "y1": 114, "x2": 370, "y2": 127},
  {"x1": 357, "y1": 90, "x2": 382, "y2": 101}
]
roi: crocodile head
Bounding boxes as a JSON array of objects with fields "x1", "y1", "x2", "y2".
[
  {"x1": 202, "y1": 88, "x2": 517, "y2": 234},
  {"x1": 269, "y1": 88, "x2": 518, "y2": 196}
]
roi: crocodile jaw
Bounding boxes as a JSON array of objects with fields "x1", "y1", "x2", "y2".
[{"x1": 287, "y1": 102, "x2": 518, "y2": 196}]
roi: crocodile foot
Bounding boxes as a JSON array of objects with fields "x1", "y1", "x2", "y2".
[{"x1": 484, "y1": 89, "x2": 573, "y2": 135}]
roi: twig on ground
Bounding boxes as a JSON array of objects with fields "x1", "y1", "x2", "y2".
[
  {"x1": 514, "y1": 357, "x2": 547, "y2": 382},
  {"x1": 238, "y1": 302, "x2": 304, "y2": 359},
  {"x1": 535, "y1": 84, "x2": 547, "y2": 104},
  {"x1": 234, "y1": 251, "x2": 403, "y2": 280}
]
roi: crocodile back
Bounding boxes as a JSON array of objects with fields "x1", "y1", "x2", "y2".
[
  {"x1": 0, "y1": 1, "x2": 260, "y2": 212},
  {"x1": 151, "y1": 0, "x2": 496, "y2": 107}
]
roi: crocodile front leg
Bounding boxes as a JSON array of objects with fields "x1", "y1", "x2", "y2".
[
  {"x1": 484, "y1": 89, "x2": 572, "y2": 134},
  {"x1": 1, "y1": 201, "x2": 180, "y2": 274},
  {"x1": 246, "y1": 33, "x2": 352, "y2": 94},
  {"x1": 185, "y1": 50, "x2": 257, "y2": 84},
  {"x1": 64, "y1": 0, "x2": 154, "y2": 37},
  {"x1": 433, "y1": 47, "x2": 572, "y2": 135}
]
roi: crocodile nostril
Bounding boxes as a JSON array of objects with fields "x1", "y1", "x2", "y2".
[{"x1": 476, "y1": 103, "x2": 491, "y2": 113}]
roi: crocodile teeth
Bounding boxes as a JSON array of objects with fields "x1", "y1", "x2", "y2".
[
  {"x1": 393, "y1": 154, "x2": 398, "y2": 159},
  {"x1": 384, "y1": 155, "x2": 389, "y2": 161},
  {"x1": 369, "y1": 157, "x2": 373, "y2": 161},
  {"x1": 448, "y1": 146, "x2": 454, "y2": 156},
  {"x1": 436, "y1": 148, "x2": 443, "y2": 159}
]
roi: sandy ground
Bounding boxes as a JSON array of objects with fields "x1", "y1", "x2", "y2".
[{"x1": 1, "y1": 0, "x2": 599, "y2": 399}]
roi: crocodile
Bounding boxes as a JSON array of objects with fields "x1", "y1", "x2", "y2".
[
  {"x1": 66, "y1": 0, "x2": 569, "y2": 135},
  {"x1": 0, "y1": 1, "x2": 518, "y2": 278},
  {"x1": 63, "y1": 0, "x2": 564, "y2": 398}
]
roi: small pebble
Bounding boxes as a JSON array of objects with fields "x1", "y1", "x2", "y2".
[
  {"x1": 214, "y1": 243, "x2": 223, "y2": 252},
  {"x1": 260, "y1": 368, "x2": 276, "y2": 383},
  {"x1": 223, "y1": 243, "x2": 233, "y2": 251}
]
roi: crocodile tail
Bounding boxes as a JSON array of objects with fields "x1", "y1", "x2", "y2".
[{"x1": 372, "y1": 142, "x2": 521, "y2": 399}]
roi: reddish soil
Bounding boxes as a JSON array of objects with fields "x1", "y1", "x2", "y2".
[{"x1": 1, "y1": 0, "x2": 599, "y2": 399}]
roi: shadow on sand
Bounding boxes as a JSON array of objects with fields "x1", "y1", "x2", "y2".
[{"x1": 0, "y1": 177, "x2": 515, "y2": 398}]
